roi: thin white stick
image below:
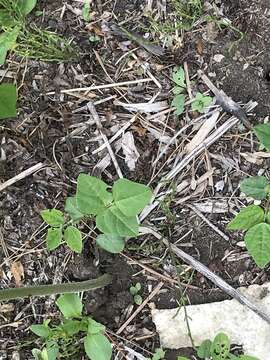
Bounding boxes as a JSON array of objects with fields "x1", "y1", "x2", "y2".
[
  {"x1": 46, "y1": 78, "x2": 153, "y2": 95},
  {"x1": 143, "y1": 227, "x2": 270, "y2": 325},
  {"x1": 163, "y1": 102, "x2": 257, "y2": 182},
  {"x1": 87, "y1": 103, "x2": 123, "y2": 178},
  {"x1": 92, "y1": 114, "x2": 138, "y2": 154},
  {"x1": 0, "y1": 163, "x2": 44, "y2": 192},
  {"x1": 116, "y1": 281, "x2": 164, "y2": 334},
  {"x1": 187, "y1": 204, "x2": 229, "y2": 241}
]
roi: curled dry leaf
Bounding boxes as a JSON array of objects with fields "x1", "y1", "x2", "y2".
[
  {"x1": 0, "y1": 303, "x2": 15, "y2": 313},
  {"x1": 185, "y1": 111, "x2": 220, "y2": 153},
  {"x1": 11, "y1": 261, "x2": 24, "y2": 287},
  {"x1": 121, "y1": 132, "x2": 140, "y2": 171}
]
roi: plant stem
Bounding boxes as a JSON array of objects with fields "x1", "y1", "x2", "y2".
[{"x1": 0, "y1": 274, "x2": 112, "y2": 301}]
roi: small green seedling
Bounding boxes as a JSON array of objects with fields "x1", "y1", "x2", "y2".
[
  {"x1": 41, "y1": 174, "x2": 152, "y2": 254},
  {"x1": 31, "y1": 293, "x2": 112, "y2": 360},
  {"x1": 82, "y1": 0, "x2": 91, "y2": 22},
  {"x1": 254, "y1": 123, "x2": 270, "y2": 151},
  {"x1": 196, "y1": 332, "x2": 259, "y2": 360},
  {"x1": 227, "y1": 176, "x2": 270, "y2": 268},
  {"x1": 171, "y1": 66, "x2": 186, "y2": 115},
  {"x1": 191, "y1": 92, "x2": 212, "y2": 113},
  {"x1": 89, "y1": 35, "x2": 100, "y2": 43},
  {"x1": 146, "y1": 348, "x2": 166, "y2": 360},
  {"x1": 0, "y1": 83, "x2": 17, "y2": 120},
  {"x1": 129, "y1": 282, "x2": 142, "y2": 305},
  {"x1": 177, "y1": 332, "x2": 259, "y2": 360}
]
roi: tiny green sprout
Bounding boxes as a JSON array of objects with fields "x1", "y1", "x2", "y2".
[
  {"x1": 82, "y1": 0, "x2": 91, "y2": 22},
  {"x1": 171, "y1": 66, "x2": 186, "y2": 116},
  {"x1": 31, "y1": 293, "x2": 112, "y2": 360},
  {"x1": 89, "y1": 35, "x2": 101, "y2": 43},
  {"x1": 129, "y1": 282, "x2": 142, "y2": 305},
  {"x1": 0, "y1": 83, "x2": 17, "y2": 120},
  {"x1": 169, "y1": 332, "x2": 261, "y2": 360},
  {"x1": 191, "y1": 92, "x2": 212, "y2": 113},
  {"x1": 227, "y1": 176, "x2": 270, "y2": 268},
  {"x1": 41, "y1": 175, "x2": 152, "y2": 254}
]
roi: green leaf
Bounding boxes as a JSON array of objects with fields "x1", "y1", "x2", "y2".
[
  {"x1": 254, "y1": 123, "x2": 270, "y2": 151},
  {"x1": 172, "y1": 94, "x2": 185, "y2": 115},
  {"x1": 46, "y1": 227, "x2": 62, "y2": 251},
  {"x1": 60, "y1": 319, "x2": 82, "y2": 336},
  {"x1": 84, "y1": 333, "x2": 112, "y2": 360},
  {"x1": 238, "y1": 356, "x2": 260, "y2": 360},
  {"x1": 82, "y1": 0, "x2": 91, "y2": 21},
  {"x1": 88, "y1": 318, "x2": 106, "y2": 335},
  {"x1": 113, "y1": 179, "x2": 152, "y2": 216},
  {"x1": 32, "y1": 349, "x2": 42, "y2": 360},
  {"x1": 96, "y1": 234, "x2": 125, "y2": 253},
  {"x1": 210, "y1": 333, "x2": 230, "y2": 360},
  {"x1": 191, "y1": 93, "x2": 212, "y2": 113},
  {"x1": 197, "y1": 339, "x2": 212, "y2": 358},
  {"x1": 45, "y1": 342, "x2": 59, "y2": 360},
  {"x1": 41, "y1": 209, "x2": 65, "y2": 227},
  {"x1": 152, "y1": 348, "x2": 166, "y2": 360},
  {"x1": 64, "y1": 226, "x2": 82, "y2": 253},
  {"x1": 134, "y1": 294, "x2": 142, "y2": 305},
  {"x1": 32, "y1": 344, "x2": 59, "y2": 360},
  {"x1": 56, "y1": 293, "x2": 83, "y2": 318},
  {"x1": 240, "y1": 176, "x2": 270, "y2": 200},
  {"x1": 173, "y1": 86, "x2": 184, "y2": 95},
  {"x1": 17, "y1": 0, "x2": 37, "y2": 16},
  {"x1": 0, "y1": 83, "x2": 17, "y2": 120},
  {"x1": 0, "y1": 10, "x2": 18, "y2": 28},
  {"x1": 265, "y1": 212, "x2": 270, "y2": 224},
  {"x1": 0, "y1": 26, "x2": 20, "y2": 65},
  {"x1": 129, "y1": 286, "x2": 138, "y2": 296},
  {"x1": 177, "y1": 358, "x2": 190, "y2": 360},
  {"x1": 227, "y1": 205, "x2": 264, "y2": 230},
  {"x1": 76, "y1": 174, "x2": 112, "y2": 215},
  {"x1": 245, "y1": 223, "x2": 270, "y2": 268},
  {"x1": 30, "y1": 324, "x2": 51, "y2": 338},
  {"x1": 64, "y1": 197, "x2": 84, "y2": 221},
  {"x1": 96, "y1": 206, "x2": 139, "y2": 237},
  {"x1": 135, "y1": 282, "x2": 141, "y2": 291},
  {"x1": 172, "y1": 67, "x2": 186, "y2": 87}
]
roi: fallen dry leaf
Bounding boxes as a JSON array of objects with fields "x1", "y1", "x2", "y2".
[
  {"x1": 11, "y1": 261, "x2": 24, "y2": 287},
  {"x1": 185, "y1": 111, "x2": 220, "y2": 153},
  {"x1": 0, "y1": 303, "x2": 15, "y2": 313},
  {"x1": 121, "y1": 131, "x2": 140, "y2": 171}
]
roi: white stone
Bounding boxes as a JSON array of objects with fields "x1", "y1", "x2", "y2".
[
  {"x1": 152, "y1": 283, "x2": 270, "y2": 359},
  {"x1": 213, "y1": 54, "x2": 225, "y2": 63}
]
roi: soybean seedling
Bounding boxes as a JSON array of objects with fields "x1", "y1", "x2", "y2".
[
  {"x1": 171, "y1": 66, "x2": 186, "y2": 115},
  {"x1": 129, "y1": 282, "x2": 142, "y2": 305},
  {"x1": 191, "y1": 92, "x2": 212, "y2": 113},
  {"x1": 227, "y1": 176, "x2": 270, "y2": 268},
  {"x1": 31, "y1": 293, "x2": 112, "y2": 360},
  {"x1": 176, "y1": 332, "x2": 259, "y2": 360},
  {"x1": 41, "y1": 174, "x2": 152, "y2": 255}
]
